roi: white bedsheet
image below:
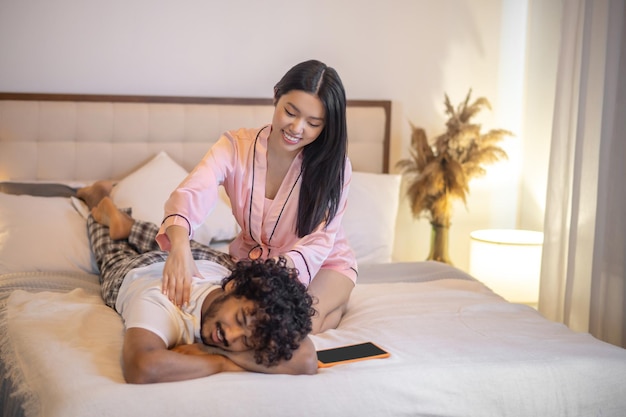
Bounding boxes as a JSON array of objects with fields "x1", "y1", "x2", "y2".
[{"x1": 3, "y1": 263, "x2": 626, "y2": 417}]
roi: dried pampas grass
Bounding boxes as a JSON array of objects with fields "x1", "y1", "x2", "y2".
[{"x1": 397, "y1": 89, "x2": 513, "y2": 227}]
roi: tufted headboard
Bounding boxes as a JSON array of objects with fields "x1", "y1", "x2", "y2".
[{"x1": 0, "y1": 93, "x2": 391, "y2": 181}]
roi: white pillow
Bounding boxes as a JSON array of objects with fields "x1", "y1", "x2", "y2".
[
  {"x1": 111, "y1": 151, "x2": 239, "y2": 244},
  {"x1": 0, "y1": 193, "x2": 96, "y2": 274},
  {"x1": 343, "y1": 172, "x2": 401, "y2": 265}
]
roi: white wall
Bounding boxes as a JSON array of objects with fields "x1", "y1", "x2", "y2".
[{"x1": 0, "y1": 0, "x2": 555, "y2": 272}]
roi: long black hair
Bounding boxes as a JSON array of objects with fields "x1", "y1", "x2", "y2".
[{"x1": 273, "y1": 59, "x2": 348, "y2": 237}]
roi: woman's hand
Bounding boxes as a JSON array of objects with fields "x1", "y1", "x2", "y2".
[{"x1": 162, "y1": 225, "x2": 202, "y2": 307}]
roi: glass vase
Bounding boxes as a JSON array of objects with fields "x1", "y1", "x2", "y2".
[{"x1": 426, "y1": 222, "x2": 453, "y2": 265}]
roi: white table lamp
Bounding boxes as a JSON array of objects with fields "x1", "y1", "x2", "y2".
[{"x1": 469, "y1": 229, "x2": 543, "y2": 306}]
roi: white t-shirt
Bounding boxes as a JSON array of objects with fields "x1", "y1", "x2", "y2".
[{"x1": 115, "y1": 260, "x2": 231, "y2": 348}]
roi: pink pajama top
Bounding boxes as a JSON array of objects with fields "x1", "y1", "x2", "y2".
[{"x1": 156, "y1": 125, "x2": 357, "y2": 286}]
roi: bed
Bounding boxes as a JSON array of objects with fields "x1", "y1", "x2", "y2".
[{"x1": 1, "y1": 93, "x2": 625, "y2": 417}]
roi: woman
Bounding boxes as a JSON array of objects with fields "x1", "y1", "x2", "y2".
[{"x1": 156, "y1": 59, "x2": 356, "y2": 333}]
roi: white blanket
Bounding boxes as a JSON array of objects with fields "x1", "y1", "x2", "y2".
[{"x1": 4, "y1": 265, "x2": 626, "y2": 417}]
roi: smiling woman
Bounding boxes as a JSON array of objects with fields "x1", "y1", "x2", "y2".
[
  {"x1": 157, "y1": 59, "x2": 357, "y2": 335},
  {"x1": 265, "y1": 90, "x2": 326, "y2": 199}
]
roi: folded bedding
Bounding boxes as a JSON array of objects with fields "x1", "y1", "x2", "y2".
[{"x1": 0, "y1": 182, "x2": 78, "y2": 197}]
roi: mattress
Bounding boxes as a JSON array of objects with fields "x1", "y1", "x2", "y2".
[{"x1": 2, "y1": 262, "x2": 626, "y2": 417}]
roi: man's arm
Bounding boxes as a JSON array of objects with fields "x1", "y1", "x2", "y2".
[
  {"x1": 214, "y1": 336, "x2": 318, "y2": 375},
  {"x1": 122, "y1": 327, "x2": 243, "y2": 384}
]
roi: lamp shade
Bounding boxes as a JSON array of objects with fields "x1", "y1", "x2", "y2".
[{"x1": 469, "y1": 229, "x2": 543, "y2": 305}]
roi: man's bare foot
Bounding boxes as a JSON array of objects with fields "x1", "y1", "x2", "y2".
[
  {"x1": 76, "y1": 180, "x2": 115, "y2": 210},
  {"x1": 91, "y1": 196, "x2": 134, "y2": 240}
]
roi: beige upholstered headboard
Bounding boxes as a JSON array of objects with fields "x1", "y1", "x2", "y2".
[{"x1": 0, "y1": 93, "x2": 391, "y2": 181}]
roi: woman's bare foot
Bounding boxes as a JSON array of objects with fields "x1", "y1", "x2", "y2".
[
  {"x1": 91, "y1": 196, "x2": 134, "y2": 240},
  {"x1": 76, "y1": 180, "x2": 115, "y2": 210}
]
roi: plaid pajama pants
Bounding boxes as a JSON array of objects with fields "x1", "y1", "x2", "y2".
[{"x1": 87, "y1": 208, "x2": 235, "y2": 309}]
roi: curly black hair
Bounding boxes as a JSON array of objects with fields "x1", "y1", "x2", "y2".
[{"x1": 221, "y1": 257, "x2": 316, "y2": 367}]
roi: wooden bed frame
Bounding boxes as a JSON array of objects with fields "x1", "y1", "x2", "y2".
[{"x1": 0, "y1": 93, "x2": 391, "y2": 180}]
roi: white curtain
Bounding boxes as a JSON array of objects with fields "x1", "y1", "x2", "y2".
[{"x1": 540, "y1": 0, "x2": 626, "y2": 348}]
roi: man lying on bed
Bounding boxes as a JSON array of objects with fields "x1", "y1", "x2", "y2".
[{"x1": 76, "y1": 181, "x2": 318, "y2": 384}]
